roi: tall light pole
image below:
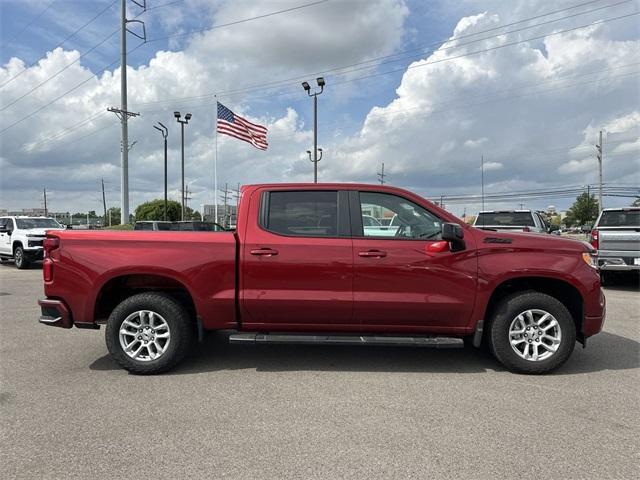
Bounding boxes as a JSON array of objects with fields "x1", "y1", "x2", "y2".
[
  {"x1": 174, "y1": 112, "x2": 192, "y2": 221},
  {"x1": 302, "y1": 77, "x2": 325, "y2": 183},
  {"x1": 153, "y1": 122, "x2": 169, "y2": 221}
]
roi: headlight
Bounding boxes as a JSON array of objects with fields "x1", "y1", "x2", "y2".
[{"x1": 582, "y1": 252, "x2": 598, "y2": 269}]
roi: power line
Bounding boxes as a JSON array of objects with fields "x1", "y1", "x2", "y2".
[
  {"x1": 3, "y1": 5, "x2": 638, "y2": 137},
  {"x1": 6, "y1": 0, "x2": 57, "y2": 44},
  {"x1": 131, "y1": 0, "x2": 634, "y2": 107},
  {"x1": 144, "y1": 0, "x2": 331, "y2": 43},
  {"x1": 0, "y1": 0, "x2": 119, "y2": 89}
]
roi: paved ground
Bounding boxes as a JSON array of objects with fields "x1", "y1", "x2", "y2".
[{"x1": 1, "y1": 264, "x2": 638, "y2": 479}]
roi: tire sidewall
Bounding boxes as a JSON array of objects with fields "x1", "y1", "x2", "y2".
[
  {"x1": 105, "y1": 293, "x2": 192, "y2": 374},
  {"x1": 489, "y1": 292, "x2": 576, "y2": 374},
  {"x1": 14, "y1": 246, "x2": 27, "y2": 269}
]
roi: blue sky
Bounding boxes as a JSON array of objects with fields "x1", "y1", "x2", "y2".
[{"x1": 0, "y1": 0, "x2": 638, "y2": 216}]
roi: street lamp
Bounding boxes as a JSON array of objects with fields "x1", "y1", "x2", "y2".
[
  {"x1": 174, "y1": 111, "x2": 192, "y2": 221},
  {"x1": 153, "y1": 122, "x2": 168, "y2": 221},
  {"x1": 302, "y1": 77, "x2": 325, "y2": 183}
]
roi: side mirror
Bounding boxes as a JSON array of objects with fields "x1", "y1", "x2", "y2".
[{"x1": 441, "y1": 222, "x2": 465, "y2": 252}]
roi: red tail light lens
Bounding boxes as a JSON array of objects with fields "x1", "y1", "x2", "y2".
[
  {"x1": 43, "y1": 237, "x2": 59, "y2": 258},
  {"x1": 43, "y1": 237, "x2": 59, "y2": 283},
  {"x1": 590, "y1": 229, "x2": 599, "y2": 250},
  {"x1": 43, "y1": 258, "x2": 53, "y2": 282}
]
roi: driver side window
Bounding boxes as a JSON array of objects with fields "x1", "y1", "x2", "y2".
[{"x1": 359, "y1": 192, "x2": 442, "y2": 239}]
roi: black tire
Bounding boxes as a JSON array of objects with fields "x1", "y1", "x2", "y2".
[
  {"x1": 14, "y1": 245, "x2": 29, "y2": 269},
  {"x1": 105, "y1": 292, "x2": 195, "y2": 374},
  {"x1": 488, "y1": 291, "x2": 576, "y2": 374}
]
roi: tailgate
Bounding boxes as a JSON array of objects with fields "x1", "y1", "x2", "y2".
[{"x1": 598, "y1": 229, "x2": 640, "y2": 252}]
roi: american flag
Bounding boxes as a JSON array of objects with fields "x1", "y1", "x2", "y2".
[{"x1": 217, "y1": 102, "x2": 268, "y2": 150}]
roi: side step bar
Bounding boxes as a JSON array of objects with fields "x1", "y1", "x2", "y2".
[{"x1": 228, "y1": 333, "x2": 463, "y2": 348}]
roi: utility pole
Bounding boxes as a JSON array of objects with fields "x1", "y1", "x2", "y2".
[
  {"x1": 519, "y1": 203, "x2": 525, "y2": 210},
  {"x1": 109, "y1": 0, "x2": 145, "y2": 225},
  {"x1": 43, "y1": 188, "x2": 48, "y2": 217},
  {"x1": 481, "y1": 155, "x2": 485, "y2": 227},
  {"x1": 377, "y1": 162, "x2": 386, "y2": 185},
  {"x1": 440, "y1": 194, "x2": 444, "y2": 210},
  {"x1": 219, "y1": 183, "x2": 232, "y2": 228},
  {"x1": 101, "y1": 179, "x2": 107, "y2": 224},
  {"x1": 302, "y1": 77, "x2": 325, "y2": 183},
  {"x1": 596, "y1": 130, "x2": 603, "y2": 212},
  {"x1": 184, "y1": 183, "x2": 192, "y2": 212}
]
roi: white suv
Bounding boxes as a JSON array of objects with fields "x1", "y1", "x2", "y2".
[{"x1": 0, "y1": 217, "x2": 66, "y2": 269}]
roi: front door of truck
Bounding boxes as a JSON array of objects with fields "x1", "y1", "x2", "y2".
[
  {"x1": 241, "y1": 189, "x2": 354, "y2": 330},
  {"x1": 0, "y1": 218, "x2": 12, "y2": 255},
  {"x1": 351, "y1": 191, "x2": 477, "y2": 333}
]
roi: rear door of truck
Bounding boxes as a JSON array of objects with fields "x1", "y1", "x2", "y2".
[{"x1": 239, "y1": 187, "x2": 354, "y2": 330}]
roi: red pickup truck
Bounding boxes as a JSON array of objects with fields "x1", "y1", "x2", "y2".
[{"x1": 38, "y1": 184, "x2": 605, "y2": 375}]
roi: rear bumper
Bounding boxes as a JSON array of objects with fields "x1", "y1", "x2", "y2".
[
  {"x1": 597, "y1": 251, "x2": 640, "y2": 271},
  {"x1": 38, "y1": 298, "x2": 73, "y2": 329}
]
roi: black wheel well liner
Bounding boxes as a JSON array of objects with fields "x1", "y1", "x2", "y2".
[
  {"x1": 94, "y1": 274, "x2": 197, "y2": 324},
  {"x1": 483, "y1": 277, "x2": 584, "y2": 344}
]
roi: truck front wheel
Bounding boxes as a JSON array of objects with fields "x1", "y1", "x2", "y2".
[
  {"x1": 488, "y1": 291, "x2": 576, "y2": 374},
  {"x1": 14, "y1": 245, "x2": 29, "y2": 269},
  {"x1": 105, "y1": 292, "x2": 194, "y2": 374}
]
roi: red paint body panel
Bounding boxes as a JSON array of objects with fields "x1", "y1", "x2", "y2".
[
  {"x1": 43, "y1": 231, "x2": 237, "y2": 329},
  {"x1": 40, "y1": 183, "x2": 605, "y2": 342}
]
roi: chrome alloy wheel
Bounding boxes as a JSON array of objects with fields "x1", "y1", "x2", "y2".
[
  {"x1": 118, "y1": 310, "x2": 171, "y2": 362},
  {"x1": 509, "y1": 309, "x2": 562, "y2": 362}
]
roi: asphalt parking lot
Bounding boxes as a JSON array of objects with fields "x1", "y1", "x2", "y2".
[{"x1": 1, "y1": 265, "x2": 638, "y2": 479}]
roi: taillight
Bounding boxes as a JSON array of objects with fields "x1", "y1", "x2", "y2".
[
  {"x1": 522, "y1": 226, "x2": 531, "y2": 232},
  {"x1": 43, "y1": 237, "x2": 59, "y2": 258},
  {"x1": 43, "y1": 237, "x2": 59, "y2": 283},
  {"x1": 43, "y1": 259, "x2": 53, "y2": 282},
  {"x1": 590, "y1": 229, "x2": 599, "y2": 250}
]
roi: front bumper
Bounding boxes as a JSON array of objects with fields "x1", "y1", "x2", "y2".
[
  {"x1": 583, "y1": 290, "x2": 606, "y2": 338},
  {"x1": 24, "y1": 247, "x2": 44, "y2": 260},
  {"x1": 38, "y1": 298, "x2": 72, "y2": 328}
]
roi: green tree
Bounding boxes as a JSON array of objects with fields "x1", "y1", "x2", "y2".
[
  {"x1": 632, "y1": 197, "x2": 640, "y2": 207},
  {"x1": 565, "y1": 192, "x2": 599, "y2": 227},
  {"x1": 134, "y1": 199, "x2": 200, "y2": 221}
]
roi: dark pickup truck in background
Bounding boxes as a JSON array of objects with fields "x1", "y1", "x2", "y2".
[{"x1": 38, "y1": 184, "x2": 605, "y2": 375}]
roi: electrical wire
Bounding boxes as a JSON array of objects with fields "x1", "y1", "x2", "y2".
[{"x1": 0, "y1": 0, "x2": 119, "y2": 89}]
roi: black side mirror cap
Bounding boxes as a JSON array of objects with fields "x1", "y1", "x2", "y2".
[{"x1": 441, "y1": 222, "x2": 465, "y2": 251}]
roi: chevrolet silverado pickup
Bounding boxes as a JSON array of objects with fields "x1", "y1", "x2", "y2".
[
  {"x1": 589, "y1": 207, "x2": 640, "y2": 281},
  {"x1": 38, "y1": 184, "x2": 605, "y2": 375}
]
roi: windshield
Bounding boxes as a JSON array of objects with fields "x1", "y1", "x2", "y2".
[
  {"x1": 476, "y1": 212, "x2": 535, "y2": 227},
  {"x1": 15, "y1": 218, "x2": 62, "y2": 229},
  {"x1": 598, "y1": 210, "x2": 640, "y2": 227}
]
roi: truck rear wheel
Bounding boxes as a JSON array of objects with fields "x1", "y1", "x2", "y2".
[
  {"x1": 488, "y1": 291, "x2": 576, "y2": 374},
  {"x1": 105, "y1": 292, "x2": 194, "y2": 374}
]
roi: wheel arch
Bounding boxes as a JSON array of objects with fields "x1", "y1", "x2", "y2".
[
  {"x1": 483, "y1": 276, "x2": 584, "y2": 344},
  {"x1": 93, "y1": 273, "x2": 198, "y2": 325}
]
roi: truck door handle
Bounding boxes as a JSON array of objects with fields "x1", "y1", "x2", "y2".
[
  {"x1": 358, "y1": 250, "x2": 387, "y2": 258},
  {"x1": 250, "y1": 248, "x2": 279, "y2": 256}
]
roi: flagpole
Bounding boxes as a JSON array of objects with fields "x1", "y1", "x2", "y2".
[{"x1": 214, "y1": 96, "x2": 219, "y2": 224}]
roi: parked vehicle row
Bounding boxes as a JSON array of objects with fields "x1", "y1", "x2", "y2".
[
  {"x1": 38, "y1": 183, "x2": 605, "y2": 375},
  {"x1": 133, "y1": 220, "x2": 226, "y2": 231}
]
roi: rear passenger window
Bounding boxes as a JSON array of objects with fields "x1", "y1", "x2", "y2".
[{"x1": 263, "y1": 191, "x2": 338, "y2": 237}]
